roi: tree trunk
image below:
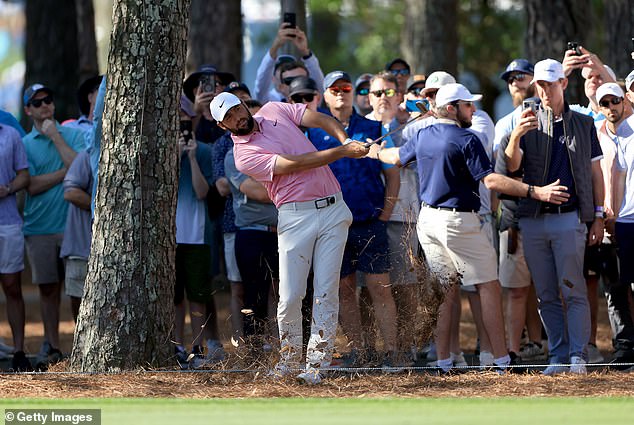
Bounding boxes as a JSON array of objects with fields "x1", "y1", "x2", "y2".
[
  {"x1": 401, "y1": 0, "x2": 458, "y2": 77},
  {"x1": 524, "y1": 0, "x2": 592, "y2": 104},
  {"x1": 76, "y1": 0, "x2": 100, "y2": 82},
  {"x1": 70, "y1": 0, "x2": 190, "y2": 372},
  {"x1": 23, "y1": 0, "x2": 80, "y2": 126},
  {"x1": 186, "y1": 0, "x2": 242, "y2": 79},
  {"x1": 604, "y1": 0, "x2": 634, "y2": 80}
]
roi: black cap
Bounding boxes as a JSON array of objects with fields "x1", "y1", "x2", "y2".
[
  {"x1": 289, "y1": 76, "x2": 318, "y2": 97},
  {"x1": 385, "y1": 58, "x2": 411, "y2": 72},
  {"x1": 225, "y1": 81, "x2": 251, "y2": 97},
  {"x1": 77, "y1": 75, "x2": 103, "y2": 116},
  {"x1": 183, "y1": 65, "x2": 236, "y2": 102}
]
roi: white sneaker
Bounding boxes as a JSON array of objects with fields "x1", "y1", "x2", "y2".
[
  {"x1": 570, "y1": 356, "x2": 587, "y2": 374},
  {"x1": 479, "y1": 350, "x2": 495, "y2": 367},
  {"x1": 587, "y1": 344, "x2": 604, "y2": 364},
  {"x1": 296, "y1": 367, "x2": 323, "y2": 385},
  {"x1": 542, "y1": 364, "x2": 569, "y2": 376},
  {"x1": 451, "y1": 352, "x2": 468, "y2": 367},
  {"x1": 519, "y1": 342, "x2": 546, "y2": 361}
]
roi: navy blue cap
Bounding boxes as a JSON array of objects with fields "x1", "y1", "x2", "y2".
[
  {"x1": 24, "y1": 83, "x2": 53, "y2": 105},
  {"x1": 289, "y1": 76, "x2": 318, "y2": 96},
  {"x1": 225, "y1": 81, "x2": 251, "y2": 97},
  {"x1": 500, "y1": 59, "x2": 534, "y2": 81},
  {"x1": 385, "y1": 58, "x2": 411, "y2": 72},
  {"x1": 323, "y1": 71, "x2": 352, "y2": 91}
]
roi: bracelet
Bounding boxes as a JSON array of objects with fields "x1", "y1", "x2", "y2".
[
  {"x1": 594, "y1": 211, "x2": 605, "y2": 219},
  {"x1": 526, "y1": 185, "x2": 534, "y2": 199},
  {"x1": 343, "y1": 138, "x2": 353, "y2": 145},
  {"x1": 302, "y1": 51, "x2": 313, "y2": 60},
  {"x1": 594, "y1": 206, "x2": 604, "y2": 213}
]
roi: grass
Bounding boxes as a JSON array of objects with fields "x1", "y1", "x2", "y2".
[{"x1": 2, "y1": 397, "x2": 633, "y2": 425}]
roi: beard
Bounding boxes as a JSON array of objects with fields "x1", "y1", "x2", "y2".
[
  {"x1": 228, "y1": 113, "x2": 255, "y2": 136},
  {"x1": 512, "y1": 85, "x2": 536, "y2": 107},
  {"x1": 456, "y1": 110, "x2": 472, "y2": 128}
]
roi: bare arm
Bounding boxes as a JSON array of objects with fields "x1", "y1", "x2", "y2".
[
  {"x1": 27, "y1": 168, "x2": 67, "y2": 196},
  {"x1": 239, "y1": 178, "x2": 272, "y2": 203},
  {"x1": 64, "y1": 187, "x2": 91, "y2": 211},
  {"x1": 612, "y1": 169, "x2": 626, "y2": 218},
  {"x1": 274, "y1": 142, "x2": 368, "y2": 175},
  {"x1": 187, "y1": 145, "x2": 210, "y2": 200},
  {"x1": 300, "y1": 108, "x2": 349, "y2": 144},
  {"x1": 378, "y1": 166, "x2": 399, "y2": 221},
  {"x1": 483, "y1": 173, "x2": 570, "y2": 204},
  {"x1": 0, "y1": 169, "x2": 30, "y2": 198},
  {"x1": 587, "y1": 160, "x2": 606, "y2": 246},
  {"x1": 368, "y1": 143, "x2": 402, "y2": 166},
  {"x1": 40, "y1": 120, "x2": 77, "y2": 168},
  {"x1": 215, "y1": 177, "x2": 231, "y2": 197}
]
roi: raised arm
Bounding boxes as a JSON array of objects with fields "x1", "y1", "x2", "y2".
[{"x1": 274, "y1": 142, "x2": 369, "y2": 175}]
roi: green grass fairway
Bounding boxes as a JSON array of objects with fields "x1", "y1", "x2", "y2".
[{"x1": 3, "y1": 398, "x2": 633, "y2": 425}]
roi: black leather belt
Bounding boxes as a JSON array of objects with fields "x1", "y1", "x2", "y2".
[
  {"x1": 421, "y1": 202, "x2": 476, "y2": 213},
  {"x1": 315, "y1": 196, "x2": 336, "y2": 209},
  {"x1": 540, "y1": 204, "x2": 578, "y2": 214}
]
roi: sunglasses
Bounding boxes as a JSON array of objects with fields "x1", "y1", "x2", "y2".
[
  {"x1": 282, "y1": 76, "x2": 298, "y2": 86},
  {"x1": 370, "y1": 88, "x2": 397, "y2": 98},
  {"x1": 599, "y1": 97, "x2": 623, "y2": 108},
  {"x1": 328, "y1": 85, "x2": 353, "y2": 94},
  {"x1": 389, "y1": 69, "x2": 410, "y2": 76},
  {"x1": 408, "y1": 87, "x2": 424, "y2": 95},
  {"x1": 507, "y1": 73, "x2": 527, "y2": 84},
  {"x1": 29, "y1": 95, "x2": 54, "y2": 108},
  {"x1": 451, "y1": 101, "x2": 474, "y2": 107},
  {"x1": 356, "y1": 87, "x2": 369, "y2": 96},
  {"x1": 291, "y1": 93, "x2": 316, "y2": 103},
  {"x1": 426, "y1": 90, "x2": 438, "y2": 98}
]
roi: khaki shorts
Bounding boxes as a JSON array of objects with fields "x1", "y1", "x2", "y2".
[
  {"x1": 387, "y1": 221, "x2": 419, "y2": 286},
  {"x1": 25, "y1": 233, "x2": 64, "y2": 284},
  {"x1": 0, "y1": 224, "x2": 24, "y2": 274},
  {"x1": 417, "y1": 207, "x2": 498, "y2": 286},
  {"x1": 64, "y1": 257, "x2": 87, "y2": 298},
  {"x1": 498, "y1": 229, "x2": 531, "y2": 289}
]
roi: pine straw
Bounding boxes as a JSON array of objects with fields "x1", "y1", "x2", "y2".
[{"x1": 1, "y1": 367, "x2": 634, "y2": 399}]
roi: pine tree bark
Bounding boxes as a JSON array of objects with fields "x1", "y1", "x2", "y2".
[
  {"x1": 524, "y1": 0, "x2": 592, "y2": 104},
  {"x1": 76, "y1": 0, "x2": 100, "y2": 82},
  {"x1": 604, "y1": 0, "x2": 634, "y2": 80},
  {"x1": 70, "y1": 0, "x2": 190, "y2": 372},
  {"x1": 401, "y1": 0, "x2": 458, "y2": 77},
  {"x1": 186, "y1": 0, "x2": 242, "y2": 78},
  {"x1": 24, "y1": 0, "x2": 80, "y2": 125}
]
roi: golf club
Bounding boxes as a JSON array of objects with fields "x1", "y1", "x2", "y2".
[{"x1": 364, "y1": 100, "x2": 429, "y2": 147}]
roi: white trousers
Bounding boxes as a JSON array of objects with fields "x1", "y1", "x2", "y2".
[{"x1": 277, "y1": 193, "x2": 352, "y2": 369}]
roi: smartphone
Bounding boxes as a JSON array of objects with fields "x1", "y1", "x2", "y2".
[
  {"x1": 180, "y1": 120, "x2": 192, "y2": 144},
  {"x1": 406, "y1": 99, "x2": 429, "y2": 113},
  {"x1": 567, "y1": 41, "x2": 581, "y2": 56},
  {"x1": 522, "y1": 99, "x2": 537, "y2": 114},
  {"x1": 199, "y1": 74, "x2": 215, "y2": 93},
  {"x1": 283, "y1": 12, "x2": 296, "y2": 28}
]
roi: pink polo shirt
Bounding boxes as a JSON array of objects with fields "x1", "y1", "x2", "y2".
[{"x1": 232, "y1": 102, "x2": 341, "y2": 207}]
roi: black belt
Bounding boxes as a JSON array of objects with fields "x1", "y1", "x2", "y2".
[
  {"x1": 540, "y1": 204, "x2": 578, "y2": 214},
  {"x1": 422, "y1": 202, "x2": 476, "y2": 213}
]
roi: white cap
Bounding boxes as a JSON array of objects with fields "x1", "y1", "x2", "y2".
[
  {"x1": 209, "y1": 92, "x2": 242, "y2": 122},
  {"x1": 581, "y1": 64, "x2": 616, "y2": 81},
  {"x1": 530, "y1": 59, "x2": 565, "y2": 84},
  {"x1": 423, "y1": 71, "x2": 456, "y2": 94},
  {"x1": 625, "y1": 70, "x2": 634, "y2": 92},
  {"x1": 435, "y1": 83, "x2": 482, "y2": 107},
  {"x1": 595, "y1": 82, "x2": 624, "y2": 102}
]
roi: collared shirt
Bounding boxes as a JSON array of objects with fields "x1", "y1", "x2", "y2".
[
  {"x1": 61, "y1": 151, "x2": 93, "y2": 259},
  {"x1": 0, "y1": 124, "x2": 28, "y2": 225},
  {"x1": 22, "y1": 123, "x2": 86, "y2": 235},
  {"x1": 613, "y1": 116, "x2": 634, "y2": 222},
  {"x1": 0, "y1": 110, "x2": 25, "y2": 137},
  {"x1": 596, "y1": 119, "x2": 621, "y2": 214},
  {"x1": 232, "y1": 102, "x2": 341, "y2": 208}
]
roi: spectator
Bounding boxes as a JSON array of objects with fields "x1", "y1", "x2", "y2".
[
  {"x1": 210, "y1": 91, "x2": 368, "y2": 384},
  {"x1": 354, "y1": 73, "x2": 373, "y2": 116},
  {"x1": 22, "y1": 84, "x2": 85, "y2": 369},
  {"x1": 501, "y1": 59, "x2": 605, "y2": 375},
  {"x1": 253, "y1": 22, "x2": 324, "y2": 103},
  {"x1": 63, "y1": 75, "x2": 104, "y2": 135},
  {"x1": 0, "y1": 122, "x2": 31, "y2": 371},
  {"x1": 0, "y1": 109, "x2": 25, "y2": 137},
  {"x1": 385, "y1": 58, "x2": 411, "y2": 94},
  {"x1": 308, "y1": 71, "x2": 401, "y2": 369},
  {"x1": 288, "y1": 77, "x2": 322, "y2": 111}
]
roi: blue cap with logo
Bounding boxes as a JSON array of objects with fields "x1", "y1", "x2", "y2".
[
  {"x1": 323, "y1": 71, "x2": 352, "y2": 91},
  {"x1": 24, "y1": 83, "x2": 53, "y2": 105},
  {"x1": 500, "y1": 59, "x2": 535, "y2": 82}
]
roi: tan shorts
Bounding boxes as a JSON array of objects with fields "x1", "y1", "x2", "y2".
[
  {"x1": 498, "y1": 229, "x2": 531, "y2": 289},
  {"x1": 416, "y1": 207, "x2": 498, "y2": 286},
  {"x1": 0, "y1": 224, "x2": 24, "y2": 274},
  {"x1": 64, "y1": 257, "x2": 87, "y2": 298},
  {"x1": 25, "y1": 233, "x2": 64, "y2": 284},
  {"x1": 387, "y1": 221, "x2": 418, "y2": 286}
]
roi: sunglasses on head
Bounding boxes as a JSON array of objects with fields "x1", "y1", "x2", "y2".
[
  {"x1": 356, "y1": 87, "x2": 370, "y2": 96},
  {"x1": 370, "y1": 88, "x2": 397, "y2": 98},
  {"x1": 599, "y1": 97, "x2": 623, "y2": 108},
  {"x1": 408, "y1": 87, "x2": 424, "y2": 95},
  {"x1": 328, "y1": 85, "x2": 353, "y2": 94},
  {"x1": 389, "y1": 69, "x2": 409, "y2": 76},
  {"x1": 290, "y1": 93, "x2": 316, "y2": 103},
  {"x1": 29, "y1": 95, "x2": 53, "y2": 108},
  {"x1": 507, "y1": 73, "x2": 527, "y2": 84},
  {"x1": 282, "y1": 76, "x2": 298, "y2": 86}
]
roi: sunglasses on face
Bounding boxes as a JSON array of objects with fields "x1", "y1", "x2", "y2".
[
  {"x1": 507, "y1": 73, "x2": 527, "y2": 84},
  {"x1": 599, "y1": 97, "x2": 623, "y2": 108},
  {"x1": 290, "y1": 93, "x2": 316, "y2": 103},
  {"x1": 408, "y1": 87, "x2": 424, "y2": 95},
  {"x1": 356, "y1": 87, "x2": 370, "y2": 96},
  {"x1": 328, "y1": 85, "x2": 353, "y2": 94},
  {"x1": 389, "y1": 69, "x2": 409, "y2": 76},
  {"x1": 370, "y1": 88, "x2": 397, "y2": 98},
  {"x1": 282, "y1": 76, "x2": 298, "y2": 86},
  {"x1": 451, "y1": 101, "x2": 474, "y2": 107},
  {"x1": 29, "y1": 95, "x2": 53, "y2": 108}
]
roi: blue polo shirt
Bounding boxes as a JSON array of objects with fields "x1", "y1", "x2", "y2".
[
  {"x1": 399, "y1": 122, "x2": 492, "y2": 211},
  {"x1": 307, "y1": 110, "x2": 393, "y2": 221},
  {"x1": 22, "y1": 123, "x2": 86, "y2": 235}
]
